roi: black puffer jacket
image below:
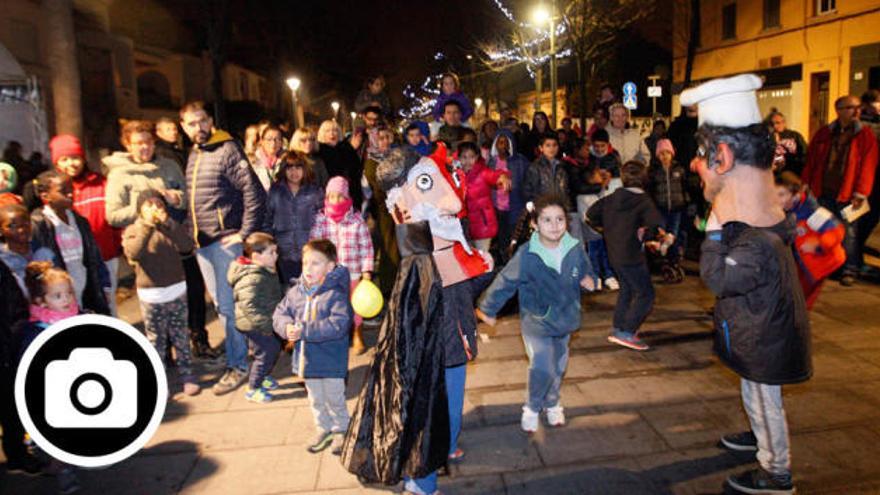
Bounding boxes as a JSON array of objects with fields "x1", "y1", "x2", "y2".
[
  {"x1": 701, "y1": 218, "x2": 811, "y2": 385},
  {"x1": 648, "y1": 162, "x2": 688, "y2": 212},
  {"x1": 185, "y1": 130, "x2": 267, "y2": 247},
  {"x1": 523, "y1": 156, "x2": 571, "y2": 210}
]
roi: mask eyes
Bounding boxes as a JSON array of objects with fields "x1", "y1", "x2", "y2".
[{"x1": 416, "y1": 173, "x2": 433, "y2": 191}]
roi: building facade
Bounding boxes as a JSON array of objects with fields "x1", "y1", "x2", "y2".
[{"x1": 673, "y1": 0, "x2": 880, "y2": 139}]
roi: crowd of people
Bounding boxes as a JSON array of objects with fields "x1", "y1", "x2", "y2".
[{"x1": 0, "y1": 72, "x2": 878, "y2": 494}]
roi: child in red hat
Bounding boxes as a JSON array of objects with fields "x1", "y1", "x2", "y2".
[{"x1": 49, "y1": 134, "x2": 121, "y2": 314}]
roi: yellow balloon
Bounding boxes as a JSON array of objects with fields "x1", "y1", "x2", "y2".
[{"x1": 351, "y1": 279, "x2": 383, "y2": 318}]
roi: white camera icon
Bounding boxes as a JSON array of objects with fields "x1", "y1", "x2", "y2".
[{"x1": 44, "y1": 348, "x2": 138, "y2": 429}]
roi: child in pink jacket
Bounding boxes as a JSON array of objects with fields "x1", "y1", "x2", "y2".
[{"x1": 458, "y1": 142, "x2": 510, "y2": 252}]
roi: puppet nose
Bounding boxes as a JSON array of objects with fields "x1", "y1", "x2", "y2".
[{"x1": 436, "y1": 192, "x2": 462, "y2": 216}]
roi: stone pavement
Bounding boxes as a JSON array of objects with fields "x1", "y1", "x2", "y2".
[{"x1": 4, "y1": 265, "x2": 880, "y2": 494}]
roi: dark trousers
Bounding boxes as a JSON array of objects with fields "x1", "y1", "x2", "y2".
[
  {"x1": 612, "y1": 262, "x2": 655, "y2": 334},
  {"x1": 661, "y1": 209, "x2": 685, "y2": 263},
  {"x1": 0, "y1": 367, "x2": 26, "y2": 463},
  {"x1": 182, "y1": 255, "x2": 209, "y2": 345},
  {"x1": 244, "y1": 331, "x2": 281, "y2": 390},
  {"x1": 588, "y1": 239, "x2": 615, "y2": 280},
  {"x1": 278, "y1": 259, "x2": 302, "y2": 286}
]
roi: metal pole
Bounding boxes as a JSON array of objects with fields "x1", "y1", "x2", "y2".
[
  {"x1": 649, "y1": 75, "x2": 660, "y2": 116},
  {"x1": 535, "y1": 66, "x2": 543, "y2": 112},
  {"x1": 549, "y1": 2, "x2": 557, "y2": 129}
]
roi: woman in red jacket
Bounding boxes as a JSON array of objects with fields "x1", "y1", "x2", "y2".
[
  {"x1": 458, "y1": 142, "x2": 510, "y2": 252},
  {"x1": 49, "y1": 135, "x2": 121, "y2": 314}
]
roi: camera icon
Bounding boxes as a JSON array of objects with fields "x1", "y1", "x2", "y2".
[{"x1": 44, "y1": 348, "x2": 138, "y2": 429}]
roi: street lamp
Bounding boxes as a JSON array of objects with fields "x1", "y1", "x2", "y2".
[
  {"x1": 532, "y1": 3, "x2": 557, "y2": 129},
  {"x1": 350, "y1": 111, "x2": 357, "y2": 133},
  {"x1": 286, "y1": 76, "x2": 303, "y2": 128},
  {"x1": 474, "y1": 97, "x2": 483, "y2": 108},
  {"x1": 331, "y1": 101, "x2": 340, "y2": 122}
]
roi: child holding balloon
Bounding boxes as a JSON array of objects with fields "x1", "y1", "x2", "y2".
[{"x1": 273, "y1": 239, "x2": 354, "y2": 455}]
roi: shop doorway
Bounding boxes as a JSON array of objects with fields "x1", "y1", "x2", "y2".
[{"x1": 809, "y1": 71, "x2": 829, "y2": 139}]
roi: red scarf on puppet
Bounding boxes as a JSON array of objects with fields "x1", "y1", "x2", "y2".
[{"x1": 427, "y1": 143, "x2": 490, "y2": 286}]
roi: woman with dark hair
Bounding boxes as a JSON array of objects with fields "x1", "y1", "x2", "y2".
[
  {"x1": 266, "y1": 152, "x2": 324, "y2": 283},
  {"x1": 523, "y1": 111, "x2": 552, "y2": 161}
]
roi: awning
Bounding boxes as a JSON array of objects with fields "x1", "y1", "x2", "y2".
[{"x1": 0, "y1": 42, "x2": 27, "y2": 85}]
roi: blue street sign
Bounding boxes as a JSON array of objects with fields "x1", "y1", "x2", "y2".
[
  {"x1": 623, "y1": 94, "x2": 637, "y2": 110},
  {"x1": 623, "y1": 81, "x2": 637, "y2": 97}
]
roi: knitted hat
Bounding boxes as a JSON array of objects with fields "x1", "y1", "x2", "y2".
[
  {"x1": 326, "y1": 176, "x2": 350, "y2": 197},
  {"x1": 655, "y1": 138, "x2": 675, "y2": 159},
  {"x1": 679, "y1": 74, "x2": 763, "y2": 128},
  {"x1": 49, "y1": 134, "x2": 84, "y2": 164}
]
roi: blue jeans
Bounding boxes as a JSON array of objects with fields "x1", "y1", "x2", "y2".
[
  {"x1": 403, "y1": 365, "x2": 467, "y2": 495},
  {"x1": 612, "y1": 262, "x2": 655, "y2": 334},
  {"x1": 245, "y1": 331, "x2": 280, "y2": 389},
  {"x1": 661, "y1": 210, "x2": 684, "y2": 263},
  {"x1": 588, "y1": 239, "x2": 615, "y2": 280},
  {"x1": 818, "y1": 197, "x2": 861, "y2": 274},
  {"x1": 522, "y1": 333, "x2": 570, "y2": 412},
  {"x1": 196, "y1": 239, "x2": 247, "y2": 371}
]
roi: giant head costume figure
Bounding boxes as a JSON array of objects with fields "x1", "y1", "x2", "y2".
[{"x1": 377, "y1": 144, "x2": 491, "y2": 285}]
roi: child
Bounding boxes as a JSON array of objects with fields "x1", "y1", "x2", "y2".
[
  {"x1": 459, "y1": 142, "x2": 511, "y2": 252},
  {"x1": 776, "y1": 172, "x2": 845, "y2": 309},
  {"x1": 477, "y1": 195, "x2": 596, "y2": 433},
  {"x1": 310, "y1": 176, "x2": 373, "y2": 354},
  {"x1": 587, "y1": 161, "x2": 672, "y2": 352},
  {"x1": 585, "y1": 129, "x2": 622, "y2": 290},
  {"x1": 273, "y1": 239, "x2": 352, "y2": 454},
  {"x1": 16, "y1": 261, "x2": 79, "y2": 492},
  {"x1": 0, "y1": 204, "x2": 56, "y2": 296},
  {"x1": 49, "y1": 134, "x2": 121, "y2": 314},
  {"x1": 122, "y1": 191, "x2": 200, "y2": 396},
  {"x1": 523, "y1": 135, "x2": 571, "y2": 211},
  {"x1": 404, "y1": 122, "x2": 432, "y2": 156},
  {"x1": 30, "y1": 171, "x2": 111, "y2": 315},
  {"x1": 267, "y1": 152, "x2": 324, "y2": 284},
  {"x1": 647, "y1": 138, "x2": 688, "y2": 283},
  {"x1": 488, "y1": 130, "x2": 530, "y2": 262},
  {"x1": 432, "y1": 73, "x2": 474, "y2": 123},
  {"x1": 228, "y1": 232, "x2": 285, "y2": 403}
]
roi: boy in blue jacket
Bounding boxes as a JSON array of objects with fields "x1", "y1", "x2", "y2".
[
  {"x1": 477, "y1": 194, "x2": 596, "y2": 433},
  {"x1": 273, "y1": 239, "x2": 353, "y2": 455}
]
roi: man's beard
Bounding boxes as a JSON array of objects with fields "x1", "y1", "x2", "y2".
[
  {"x1": 192, "y1": 130, "x2": 210, "y2": 144},
  {"x1": 410, "y1": 202, "x2": 472, "y2": 254}
]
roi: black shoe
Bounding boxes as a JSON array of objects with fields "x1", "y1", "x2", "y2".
[
  {"x1": 841, "y1": 274, "x2": 856, "y2": 287},
  {"x1": 720, "y1": 431, "x2": 758, "y2": 452},
  {"x1": 727, "y1": 468, "x2": 794, "y2": 494},
  {"x1": 6, "y1": 455, "x2": 47, "y2": 476},
  {"x1": 192, "y1": 340, "x2": 221, "y2": 359}
]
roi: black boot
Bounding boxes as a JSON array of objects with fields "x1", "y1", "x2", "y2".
[{"x1": 191, "y1": 335, "x2": 220, "y2": 359}]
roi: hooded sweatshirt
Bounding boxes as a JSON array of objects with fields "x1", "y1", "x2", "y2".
[
  {"x1": 586, "y1": 187, "x2": 664, "y2": 267},
  {"x1": 103, "y1": 151, "x2": 187, "y2": 227}
]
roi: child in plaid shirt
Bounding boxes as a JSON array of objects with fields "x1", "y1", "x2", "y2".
[{"x1": 310, "y1": 176, "x2": 373, "y2": 353}]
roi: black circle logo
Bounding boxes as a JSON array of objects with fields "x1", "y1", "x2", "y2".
[{"x1": 15, "y1": 315, "x2": 168, "y2": 467}]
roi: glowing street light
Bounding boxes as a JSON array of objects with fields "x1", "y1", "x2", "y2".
[
  {"x1": 286, "y1": 76, "x2": 303, "y2": 128},
  {"x1": 474, "y1": 97, "x2": 483, "y2": 108},
  {"x1": 350, "y1": 111, "x2": 357, "y2": 132},
  {"x1": 331, "y1": 101, "x2": 340, "y2": 122},
  {"x1": 532, "y1": 3, "x2": 557, "y2": 128}
]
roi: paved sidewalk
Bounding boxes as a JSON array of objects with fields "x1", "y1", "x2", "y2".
[{"x1": 4, "y1": 266, "x2": 880, "y2": 494}]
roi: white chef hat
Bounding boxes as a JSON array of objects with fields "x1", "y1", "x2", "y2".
[{"x1": 680, "y1": 74, "x2": 763, "y2": 128}]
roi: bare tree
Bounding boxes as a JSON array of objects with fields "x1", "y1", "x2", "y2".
[{"x1": 560, "y1": 0, "x2": 651, "y2": 129}]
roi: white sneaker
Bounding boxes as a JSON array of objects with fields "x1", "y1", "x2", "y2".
[
  {"x1": 545, "y1": 405, "x2": 565, "y2": 426},
  {"x1": 521, "y1": 406, "x2": 539, "y2": 433},
  {"x1": 604, "y1": 277, "x2": 620, "y2": 291}
]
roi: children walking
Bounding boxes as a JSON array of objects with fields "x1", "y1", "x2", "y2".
[
  {"x1": 122, "y1": 191, "x2": 200, "y2": 396},
  {"x1": 310, "y1": 176, "x2": 373, "y2": 354},
  {"x1": 775, "y1": 172, "x2": 845, "y2": 309},
  {"x1": 273, "y1": 239, "x2": 353, "y2": 454},
  {"x1": 477, "y1": 195, "x2": 596, "y2": 433},
  {"x1": 30, "y1": 171, "x2": 111, "y2": 315},
  {"x1": 227, "y1": 232, "x2": 285, "y2": 403},
  {"x1": 587, "y1": 161, "x2": 672, "y2": 352}
]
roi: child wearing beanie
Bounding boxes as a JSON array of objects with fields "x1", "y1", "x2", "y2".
[
  {"x1": 48, "y1": 134, "x2": 122, "y2": 314},
  {"x1": 647, "y1": 138, "x2": 688, "y2": 282},
  {"x1": 309, "y1": 176, "x2": 373, "y2": 354}
]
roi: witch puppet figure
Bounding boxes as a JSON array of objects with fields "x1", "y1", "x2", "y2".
[{"x1": 341, "y1": 145, "x2": 493, "y2": 495}]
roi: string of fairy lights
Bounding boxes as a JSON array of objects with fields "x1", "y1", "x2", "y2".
[{"x1": 397, "y1": 0, "x2": 570, "y2": 120}]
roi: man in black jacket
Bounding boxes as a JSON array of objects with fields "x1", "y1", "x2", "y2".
[
  {"x1": 683, "y1": 74, "x2": 810, "y2": 495},
  {"x1": 180, "y1": 101, "x2": 267, "y2": 395}
]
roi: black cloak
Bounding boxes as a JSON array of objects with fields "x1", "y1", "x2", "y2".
[{"x1": 341, "y1": 221, "x2": 450, "y2": 484}]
